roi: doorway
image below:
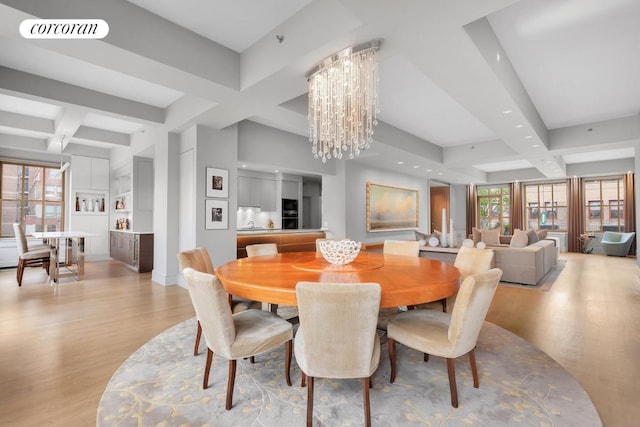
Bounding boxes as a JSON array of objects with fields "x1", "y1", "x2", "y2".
[{"x1": 430, "y1": 184, "x2": 450, "y2": 233}]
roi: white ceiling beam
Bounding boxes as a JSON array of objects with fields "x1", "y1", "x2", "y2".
[
  {"x1": 74, "y1": 126, "x2": 130, "y2": 147},
  {"x1": 0, "y1": 0, "x2": 240, "y2": 91},
  {"x1": 0, "y1": 133, "x2": 48, "y2": 151},
  {"x1": 0, "y1": 66, "x2": 164, "y2": 125},
  {"x1": 0, "y1": 110, "x2": 53, "y2": 135}
]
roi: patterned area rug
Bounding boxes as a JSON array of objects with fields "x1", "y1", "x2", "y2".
[{"x1": 98, "y1": 317, "x2": 601, "y2": 426}]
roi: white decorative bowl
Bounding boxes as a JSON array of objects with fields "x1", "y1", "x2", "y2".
[{"x1": 318, "y1": 239, "x2": 362, "y2": 265}]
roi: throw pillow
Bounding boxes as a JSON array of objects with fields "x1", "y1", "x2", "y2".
[
  {"x1": 536, "y1": 229, "x2": 548, "y2": 240},
  {"x1": 510, "y1": 229, "x2": 529, "y2": 248},
  {"x1": 472, "y1": 227, "x2": 482, "y2": 244},
  {"x1": 481, "y1": 228, "x2": 500, "y2": 245},
  {"x1": 526, "y1": 229, "x2": 539, "y2": 245}
]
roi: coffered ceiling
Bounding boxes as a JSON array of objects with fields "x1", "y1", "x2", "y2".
[{"x1": 0, "y1": 0, "x2": 638, "y2": 184}]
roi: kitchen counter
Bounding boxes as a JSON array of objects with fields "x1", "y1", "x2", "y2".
[
  {"x1": 237, "y1": 228, "x2": 324, "y2": 235},
  {"x1": 237, "y1": 230, "x2": 325, "y2": 258},
  {"x1": 110, "y1": 229, "x2": 153, "y2": 234}
]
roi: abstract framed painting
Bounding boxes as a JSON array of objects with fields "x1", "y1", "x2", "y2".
[{"x1": 366, "y1": 182, "x2": 419, "y2": 232}]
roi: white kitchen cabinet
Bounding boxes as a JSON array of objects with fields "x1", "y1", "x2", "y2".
[
  {"x1": 238, "y1": 176, "x2": 276, "y2": 210},
  {"x1": 111, "y1": 156, "x2": 154, "y2": 232},
  {"x1": 260, "y1": 179, "x2": 276, "y2": 211},
  {"x1": 69, "y1": 155, "x2": 110, "y2": 260},
  {"x1": 282, "y1": 180, "x2": 299, "y2": 200},
  {"x1": 71, "y1": 155, "x2": 109, "y2": 190}
]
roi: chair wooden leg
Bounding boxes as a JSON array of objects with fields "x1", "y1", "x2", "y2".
[
  {"x1": 224, "y1": 359, "x2": 237, "y2": 411},
  {"x1": 446, "y1": 358, "x2": 458, "y2": 408},
  {"x1": 225, "y1": 359, "x2": 237, "y2": 410},
  {"x1": 194, "y1": 321, "x2": 202, "y2": 356},
  {"x1": 424, "y1": 353, "x2": 429, "y2": 362},
  {"x1": 17, "y1": 259, "x2": 25, "y2": 286},
  {"x1": 388, "y1": 338, "x2": 397, "y2": 383},
  {"x1": 285, "y1": 340, "x2": 292, "y2": 386},
  {"x1": 203, "y1": 348, "x2": 214, "y2": 389},
  {"x1": 227, "y1": 293, "x2": 233, "y2": 308},
  {"x1": 362, "y1": 377, "x2": 372, "y2": 427},
  {"x1": 301, "y1": 371, "x2": 307, "y2": 387},
  {"x1": 306, "y1": 376, "x2": 314, "y2": 427},
  {"x1": 469, "y1": 349, "x2": 479, "y2": 388},
  {"x1": 250, "y1": 356, "x2": 255, "y2": 363},
  {"x1": 441, "y1": 298, "x2": 447, "y2": 313}
]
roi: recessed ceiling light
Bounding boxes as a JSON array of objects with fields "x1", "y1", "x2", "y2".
[
  {"x1": 515, "y1": 124, "x2": 524, "y2": 128},
  {"x1": 437, "y1": 172, "x2": 443, "y2": 176},
  {"x1": 524, "y1": 135, "x2": 533, "y2": 139},
  {"x1": 426, "y1": 169, "x2": 432, "y2": 172},
  {"x1": 413, "y1": 165, "x2": 419, "y2": 169},
  {"x1": 532, "y1": 144, "x2": 540, "y2": 148},
  {"x1": 502, "y1": 109, "x2": 513, "y2": 115},
  {"x1": 241, "y1": 165, "x2": 247, "y2": 168},
  {"x1": 397, "y1": 161, "x2": 404, "y2": 165},
  {"x1": 496, "y1": 52, "x2": 501, "y2": 62},
  {"x1": 275, "y1": 169, "x2": 279, "y2": 173}
]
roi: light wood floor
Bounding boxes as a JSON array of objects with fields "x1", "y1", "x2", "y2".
[{"x1": 0, "y1": 253, "x2": 638, "y2": 426}]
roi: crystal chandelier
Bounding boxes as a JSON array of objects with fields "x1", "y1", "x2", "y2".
[{"x1": 306, "y1": 39, "x2": 382, "y2": 162}]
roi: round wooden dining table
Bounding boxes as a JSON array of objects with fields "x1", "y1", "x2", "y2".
[{"x1": 216, "y1": 251, "x2": 461, "y2": 308}]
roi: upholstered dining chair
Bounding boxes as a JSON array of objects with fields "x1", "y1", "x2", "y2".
[
  {"x1": 383, "y1": 239, "x2": 420, "y2": 257},
  {"x1": 183, "y1": 268, "x2": 293, "y2": 410},
  {"x1": 244, "y1": 243, "x2": 293, "y2": 317},
  {"x1": 178, "y1": 247, "x2": 259, "y2": 356},
  {"x1": 245, "y1": 243, "x2": 278, "y2": 257},
  {"x1": 13, "y1": 223, "x2": 51, "y2": 286},
  {"x1": 387, "y1": 268, "x2": 503, "y2": 408},
  {"x1": 295, "y1": 281, "x2": 382, "y2": 427},
  {"x1": 446, "y1": 246, "x2": 495, "y2": 312}
]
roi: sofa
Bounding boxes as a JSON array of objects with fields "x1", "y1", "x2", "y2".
[{"x1": 472, "y1": 228, "x2": 558, "y2": 286}]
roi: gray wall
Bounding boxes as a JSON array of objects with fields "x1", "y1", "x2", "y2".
[{"x1": 344, "y1": 161, "x2": 430, "y2": 244}]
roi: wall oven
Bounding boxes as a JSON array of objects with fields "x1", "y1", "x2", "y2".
[{"x1": 282, "y1": 199, "x2": 298, "y2": 229}]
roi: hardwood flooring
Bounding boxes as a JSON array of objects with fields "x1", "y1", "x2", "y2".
[{"x1": 0, "y1": 253, "x2": 638, "y2": 426}]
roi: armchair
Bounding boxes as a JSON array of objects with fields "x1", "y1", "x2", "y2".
[{"x1": 601, "y1": 231, "x2": 635, "y2": 256}]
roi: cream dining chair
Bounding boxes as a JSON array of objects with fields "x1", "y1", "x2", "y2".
[
  {"x1": 446, "y1": 245, "x2": 495, "y2": 312},
  {"x1": 178, "y1": 247, "x2": 259, "y2": 356},
  {"x1": 383, "y1": 239, "x2": 420, "y2": 257},
  {"x1": 295, "y1": 281, "x2": 382, "y2": 427},
  {"x1": 387, "y1": 268, "x2": 503, "y2": 408},
  {"x1": 13, "y1": 223, "x2": 51, "y2": 286},
  {"x1": 183, "y1": 268, "x2": 293, "y2": 410},
  {"x1": 244, "y1": 243, "x2": 295, "y2": 317},
  {"x1": 245, "y1": 243, "x2": 278, "y2": 257}
]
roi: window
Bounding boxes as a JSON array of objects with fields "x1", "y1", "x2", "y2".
[
  {"x1": 609, "y1": 199, "x2": 623, "y2": 219},
  {"x1": 477, "y1": 185, "x2": 510, "y2": 233},
  {"x1": 524, "y1": 182, "x2": 567, "y2": 231},
  {"x1": 584, "y1": 178, "x2": 625, "y2": 232},
  {"x1": 1, "y1": 162, "x2": 65, "y2": 238}
]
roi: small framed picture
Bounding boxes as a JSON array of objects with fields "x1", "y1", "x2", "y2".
[
  {"x1": 206, "y1": 167, "x2": 229, "y2": 198},
  {"x1": 205, "y1": 199, "x2": 228, "y2": 230}
]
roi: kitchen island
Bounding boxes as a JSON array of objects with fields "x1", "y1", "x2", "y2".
[{"x1": 237, "y1": 229, "x2": 325, "y2": 258}]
